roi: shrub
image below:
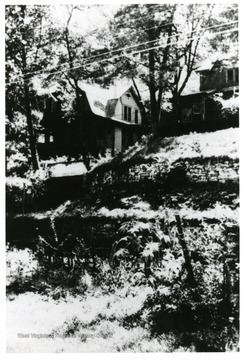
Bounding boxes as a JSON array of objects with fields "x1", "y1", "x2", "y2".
[
  {"x1": 213, "y1": 94, "x2": 239, "y2": 119},
  {"x1": 6, "y1": 167, "x2": 49, "y2": 212},
  {"x1": 6, "y1": 113, "x2": 31, "y2": 177},
  {"x1": 6, "y1": 247, "x2": 40, "y2": 293}
]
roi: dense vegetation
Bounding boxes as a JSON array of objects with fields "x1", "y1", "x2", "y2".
[{"x1": 6, "y1": 128, "x2": 239, "y2": 352}]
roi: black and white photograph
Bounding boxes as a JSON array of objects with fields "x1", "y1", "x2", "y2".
[{"x1": 5, "y1": 0, "x2": 240, "y2": 353}]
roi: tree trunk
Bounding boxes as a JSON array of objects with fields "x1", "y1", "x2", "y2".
[
  {"x1": 147, "y1": 23, "x2": 160, "y2": 139},
  {"x1": 20, "y1": 5, "x2": 39, "y2": 170},
  {"x1": 175, "y1": 215, "x2": 197, "y2": 288},
  {"x1": 149, "y1": 68, "x2": 159, "y2": 139},
  {"x1": 152, "y1": 113, "x2": 159, "y2": 139},
  {"x1": 65, "y1": 15, "x2": 88, "y2": 160},
  {"x1": 23, "y1": 78, "x2": 39, "y2": 170},
  {"x1": 172, "y1": 88, "x2": 180, "y2": 125}
]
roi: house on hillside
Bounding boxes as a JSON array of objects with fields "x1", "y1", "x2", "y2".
[
  {"x1": 37, "y1": 82, "x2": 144, "y2": 160},
  {"x1": 179, "y1": 59, "x2": 239, "y2": 130}
]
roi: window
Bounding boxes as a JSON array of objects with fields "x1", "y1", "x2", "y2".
[
  {"x1": 123, "y1": 106, "x2": 128, "y2": 120},
  {"x1": 135, "y1": 109, "x2": 138, "y2": 124},
  {"x1": 234, "y1": 68, "x2": 239, "y2": 83},
  {"x1": 226, "y1": 68, "x2": 239, "y2": 83},
  {"x1": 123, "y1": 106, "x2": 131, "y2": 122},
  {"x1": 227, "y1": 69, "x2": 234, "y2": 82},
  {"x1": 128, "y1": 107, "x2": 131, "y2": 122}
]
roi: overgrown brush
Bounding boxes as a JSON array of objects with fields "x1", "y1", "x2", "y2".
[{"x1": 6, "y1": 213, "x2": 239, "y2": 351}]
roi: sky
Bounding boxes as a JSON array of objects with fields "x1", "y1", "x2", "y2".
[{"x1": 51, "y1": 4, "x2": 119, "y2": 36}]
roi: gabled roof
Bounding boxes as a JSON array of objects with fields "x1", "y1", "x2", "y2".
[
  {"x1": 181, "y1": 85, "x2": 239, "y2": 99},
  {"x1": 181, "y1": 89, "x2": 216, "y2": 98},
  {"x1": 78, "y1": 81, "x2": 132, "y2": 101},
  {"x1": 196, "y1": 59, "x2": 213, "y2": 72},
  {"x1": 180, "y1": 69, "x2": 200, "y2": 96},
  {"x1": 181, "y1": 57, "x2": 239, "y2": 97},
  {"x1": 196, "y1": 58, "x2": 239, "y2": 72},
  {"x1": 78, "y1": 81, "x2": 140, "y2": 124}
]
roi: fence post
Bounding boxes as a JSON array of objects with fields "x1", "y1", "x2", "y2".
[{"x1": 175, "y1": 215, "x2": 197, "y2": 288}]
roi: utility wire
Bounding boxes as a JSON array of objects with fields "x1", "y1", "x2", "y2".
[
  {"x1": 16, "y1": 20, "x2": 238, "y2": 80},
  {"x1": 130, "y1": 27, "x2": 238, "y2": 56},
  {"x1": 7, "y1": 27, "x2": 239, "y2": 88},
  {"x1": 6, "y1": 26, "x2": 238, "y2": 87},
  {"x1": 86, "y1": 20, "x2": 238, "y2": 62},
  {"x1": 43, "y1": 27, "x2": 240, "y2": 70}
]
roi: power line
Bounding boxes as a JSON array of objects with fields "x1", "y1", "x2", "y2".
[
  {"x1": 16, "y1": 19, "x2": 238, "y2": 80},
  {"x1": 70, "y1": 6, "x2": 238, "y2": 48},
  {"x1": 7, "y1": 28, "x2": 239, "y2": 88},
  {"x1": 74, "y1": 6, "x2": 238, "y2": 60},
  {"x1": 107, "y1": 20, "x2": 239, "y2": 58},
  {"x1": 6, "y1": 26, "x2": 238, "y2": 87},
  {"x1": 44, "y1": 27, "x2": 241, "y2": 71},
  {"x1": 130, "y1": 27, "x2": 239, "y2": 56},
  {"x1": 23, "y1": 18, "x2": 178, "y2": 67},
  {"x1": 18, "y1": 20, "x2": 178, "y2": 73}
]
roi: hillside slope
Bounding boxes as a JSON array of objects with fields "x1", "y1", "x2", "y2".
[
  {"x1": 7, "y1": 127, "x2": 239, "y2": 251},
  {"x1": 124, "y1": 127, "x2": 238, "y2": 161},
  {"x1": 7, "y1": 127, "x2": 240, "y2": 352},
  {"x1": 91, "y1": 127, "x2": 238, "y2": 171}
]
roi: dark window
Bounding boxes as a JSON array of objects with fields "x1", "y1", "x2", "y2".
[
  {"x1": 135, "y1": 109, "x2": 138, "y2": 124},
  {"x1": 124, "y1": 106, "x2": 128, "y2": 120},
  {"x1": 128, "y1": 107, "x2": 131, "y2": 122},
  {"x1": 227, "y1": 69, "x2": 234, "y2": 82},
  {"x1": 123, "y1": 106, "x2": 131, "y2": 121},
  {"x1": 234, "y1": 68, "x2": 239, "y2": 83}
]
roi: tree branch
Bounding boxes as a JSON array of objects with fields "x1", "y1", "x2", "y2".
[{"x1": 34, "y1": 16, "x2": 44, "y2": 63}]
